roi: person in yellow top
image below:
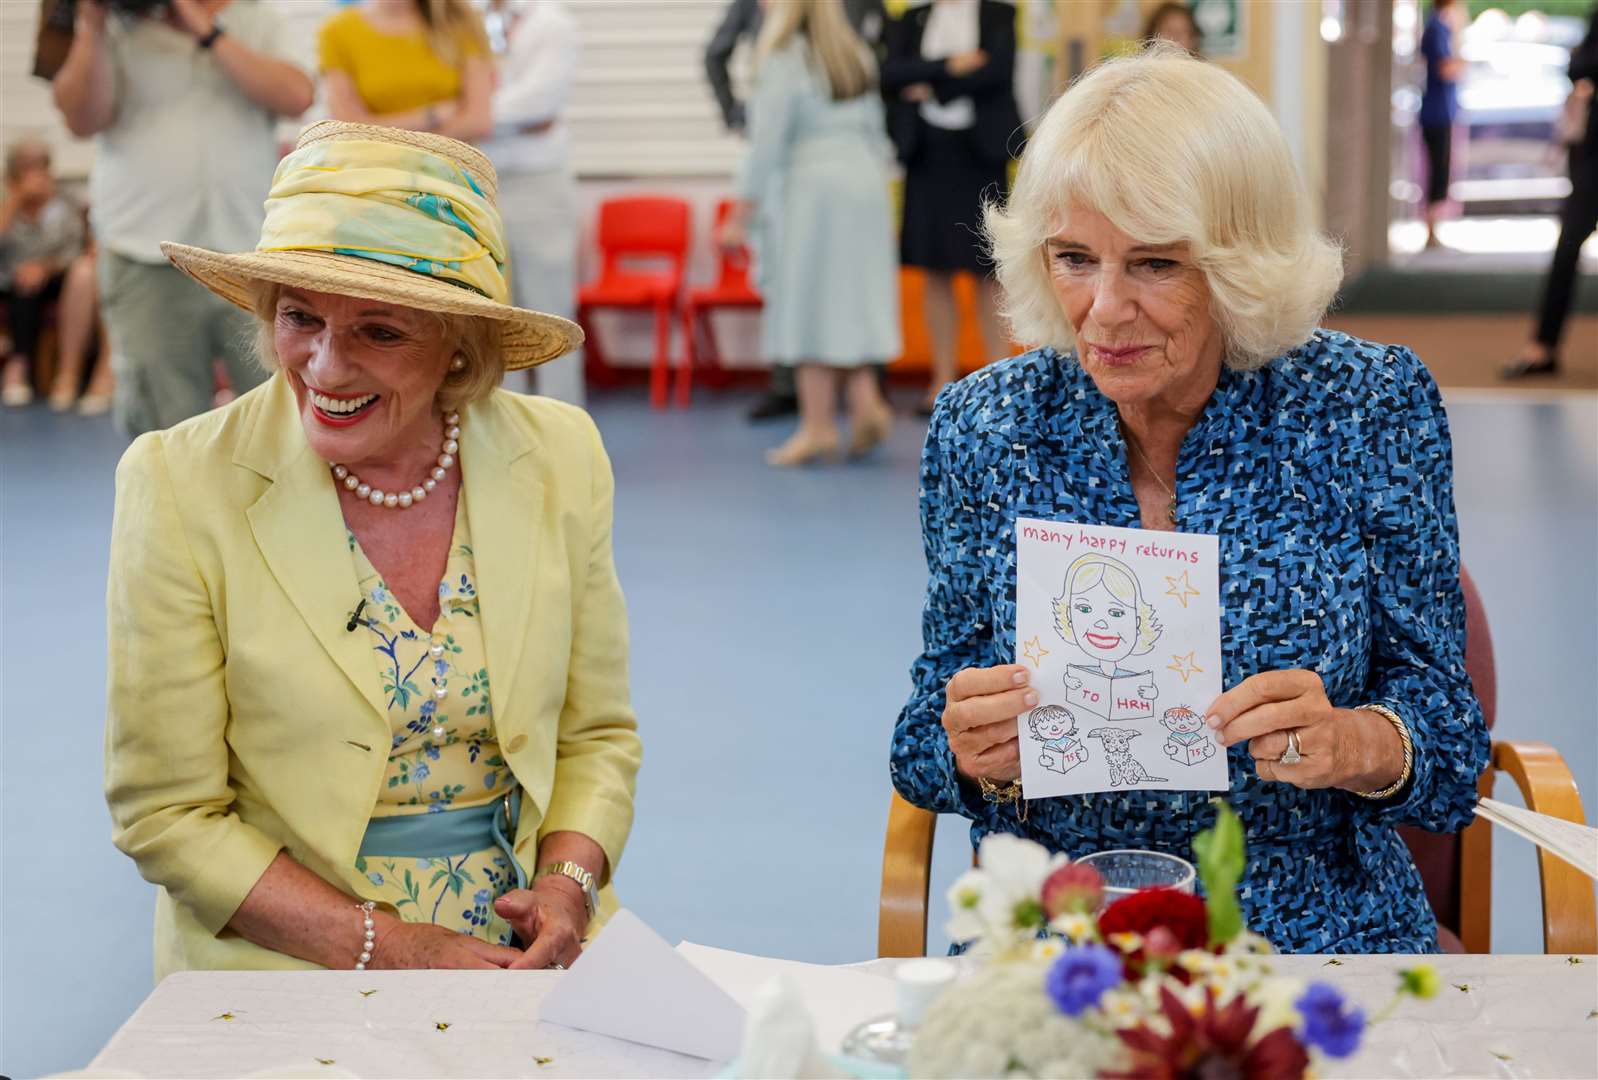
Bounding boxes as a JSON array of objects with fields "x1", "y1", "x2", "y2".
[
  {"x1": 320, "y1": 0, "x2": 494, "y2": 141},
  {"x1": 104, "y1": 120, "x2": 641, "y2": 978}
]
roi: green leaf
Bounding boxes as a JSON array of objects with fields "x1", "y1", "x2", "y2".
[{"x1": 1191, "y1": 798, "x2": 1246, "y2": 946}]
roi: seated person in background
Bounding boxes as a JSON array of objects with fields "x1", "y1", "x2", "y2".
[
  {"x1": 891, "y1": 46, "x2": 1488, "y2": 954},
  {"x1": 321, "y1": 0, "x2": 494, "y2": 142},
  {"x1": 0, "y1": 134, "x2": 99, "y2": 405},
  {"x1": 105, "y1": 121, "x2": 641, "y2": 979}
]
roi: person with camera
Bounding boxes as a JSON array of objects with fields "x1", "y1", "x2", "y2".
[{"x1": 50, "y1": 0, "x2": 313, "y2": 437}]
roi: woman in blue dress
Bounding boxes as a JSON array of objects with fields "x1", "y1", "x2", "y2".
[
  {"x1": 722, "y1": 0, "x2": 901, "y2": 467},
  {"x1": 890, "y1": 46, "x2": 1489, "y2": 953}
]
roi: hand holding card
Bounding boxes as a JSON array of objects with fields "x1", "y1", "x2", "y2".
[{"x1": 1014, "y1": 519, "x2": 1229, "y2": 798}]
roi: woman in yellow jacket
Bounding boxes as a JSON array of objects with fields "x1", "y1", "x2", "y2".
[{"x1": 104, "y1": 121, "x2": 640, "y2": 979}]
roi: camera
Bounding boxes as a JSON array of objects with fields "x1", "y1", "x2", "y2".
[{"x1": 34, "y1": 0, "x2": 172, "y2": 80}]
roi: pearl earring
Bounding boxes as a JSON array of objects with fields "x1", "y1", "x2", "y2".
[{"x1": 449, "y1": 354, "x2": 466, "y2": 372}]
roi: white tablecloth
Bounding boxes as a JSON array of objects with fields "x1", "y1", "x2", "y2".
[{"x1": 81, "y1": 952, "x2": 1598, "y2": 1079}]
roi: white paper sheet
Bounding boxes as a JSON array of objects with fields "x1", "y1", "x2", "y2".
[
  {"x1": 676, "y1": 943, "x2": 897, "y2": 1053},
  {"x1": 1014, "y1": 518, "x2": 1228, "y2": 798},
  {"x1": 539, "y1": 909, "x2": 746, "y2": 1062},
  {"x1": 1474, "y1": 797, "x2": 1598, "y2": 880}
]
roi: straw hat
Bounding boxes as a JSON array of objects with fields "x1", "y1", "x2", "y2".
[{"x1": 162, "y1": 121, "x2": 581, "y2": 371}]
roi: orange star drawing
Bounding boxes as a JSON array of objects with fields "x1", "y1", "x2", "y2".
[
  {"x1": 1021, "y1": 635, "x2": 1050, "y2": 667},
  {"x1": 1167, "y1": 652, "x2": 1204, "y2": 683},
  {"x1": 1165, "y1": 569, "x2": 1201, "y2": 608}
]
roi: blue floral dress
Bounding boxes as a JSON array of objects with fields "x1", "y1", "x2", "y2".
[
  {"x1": 349, "y1": 494, "x2": 518, "y2": 945},
  {"x1": 892, "y1": 331, "x2": 1490, "y2": 954}
]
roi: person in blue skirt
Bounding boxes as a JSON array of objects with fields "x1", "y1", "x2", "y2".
[{"x1": 720, "y1": 0, "x2": 901, "y2": 467}]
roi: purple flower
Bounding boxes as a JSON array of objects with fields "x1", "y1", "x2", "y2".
[
  {"x1": 1296, "y1": 982, "x2": 1364, "y2": 1058},
  {"x1": 1045, "y1": 944, "x2": 1123, "y2": 1017}
]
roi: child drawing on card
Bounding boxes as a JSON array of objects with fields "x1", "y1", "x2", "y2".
[
  {"x1": 1086, "y1": 727, "x2": 1168, "y2": 787},
  {"x1": 1053, "y1": 553, "x2": 1162, "y2": 722},
  {"x1": 1160, "y1": 705, "x2": 1217, "y2": 766},
  {"x1": 1026, "y1": 704, "x2": 1089, "y2": 775}
]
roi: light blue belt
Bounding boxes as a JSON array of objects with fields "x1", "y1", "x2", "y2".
[{"x1": 360, "y1": 788, "x2": 527, "y2": 890}]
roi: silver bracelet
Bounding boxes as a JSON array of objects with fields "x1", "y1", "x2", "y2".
[{"x1": 354, "y1": 900, "x2": 376, "y2": 970}]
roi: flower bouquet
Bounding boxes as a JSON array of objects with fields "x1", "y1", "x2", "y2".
[{"x1": 909, "y1": 802, "x2": 1438, "y2": 1078}]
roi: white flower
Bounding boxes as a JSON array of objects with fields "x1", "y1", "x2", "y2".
[
  {"x1": 944, "y1": 835, "x2": 1067, "y2": 951},
  {"x1": 1030, "y1": 937, "x2": 1066, "y2": 961},
  {"x1": 1252, "y1": 976, "x2": 1308, "y2": 1039},
  {"x1": 1049, "y1": 911, "x2": 1096, "y2": 944},
  {"x1": 945, "y1": 868, "x2": 991, "y2": 945},
  {"x1": 909, "y1": 961, "x2": 1125, "y2": 1078},
  {"x1": 1098, "y1": 987, "x2": 1150, "y2": 1028},
  {"x1": 977, "y1": 834, "x2": 1068, "y2": 902}
]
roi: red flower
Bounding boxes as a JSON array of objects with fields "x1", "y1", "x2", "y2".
[
  {"x1": 1104, "y1": 984, "x2": 1310, "y2": 1080},
  {"x1": 1097, "y1": 888, "x2": 1210, "y2": 979},
  {"x1": 1044, "y1": 862, "x2": 1106, "y2": 918},
  {"x1": 1098, "y1": 888, "x2": 1209, "y2": 950}
]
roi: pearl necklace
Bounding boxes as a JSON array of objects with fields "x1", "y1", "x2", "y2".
[{"x1": 332, "y1": 412, "x2": 460, "y2": 510}]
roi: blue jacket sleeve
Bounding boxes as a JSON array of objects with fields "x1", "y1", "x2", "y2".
[
  {"x1": 890, "y1": 387, "x2": 1002, "y2": 819},
  {"x1": 1349, "y1": 345, "x2": 1489, "y2": 831}
]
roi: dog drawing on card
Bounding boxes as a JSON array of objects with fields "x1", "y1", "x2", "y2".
[{"x1": 1087, "y1": 727, "x2": 1168, "y2": 787}]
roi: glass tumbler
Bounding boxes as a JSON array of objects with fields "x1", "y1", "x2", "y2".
[{"x1": 1074, "y1": 849, "x2": 1197, "y2": 910}]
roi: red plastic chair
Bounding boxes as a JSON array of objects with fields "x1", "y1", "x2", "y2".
[
  {"x1": 576, "y1": 196, "x2": 691, "y2": 409},
  {"x1": 679, "y1": 198, "x2": 763, "y2": 406}
]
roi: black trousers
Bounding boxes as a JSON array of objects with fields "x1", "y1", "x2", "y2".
[
  {"x1": 2, "y1": 271, "x2": 66, "y2": 370},
  {"x1": 1421, "y1": 124, "x2": 1452, "y2": 206},
  {"x1": 1533, "y1": 151, "x2": 1598, "y2": 350}
]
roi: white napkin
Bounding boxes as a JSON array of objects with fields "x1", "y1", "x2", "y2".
[{"x1": 734, "y1": 976, "x2": 850, "y2": 1080}]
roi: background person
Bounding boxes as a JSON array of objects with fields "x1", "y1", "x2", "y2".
[
  {"x1": 1504, "y1": 6, "x2": 1597, "y2": 379},
  {"x1": 882, "y1": 0, "x2": 1022, "y2": 415},
  {"x1": 50, "y1": 0, "x2": 313, "y2": 436},
  {"x1": 705, "y1": 0, "x2": 886, "y2": 423},
  {"x1": 892, "y1": 47, "x2": 1488, "y2": 954},
  {"x1": 1418, "y1": 0, "x2": 1466, "y2": 250},
  {"x1": 320, "y1": 0, "x2": 493, "y2": 142},
  {"x1": 478, "y1": 0, "x2": 584, "y2": 405},
  {"x1": 1142, "y1": 1, "x2": 1202, "y2": 54},
  {"x1": 720, "y1": 0, "x2": 900, "y2": 467},
  {"x1": 0, "y1": 137, "x2": 91, "y2": 409},
  {"x1": 105, "y1": 121, "x2": 641, "y2": 977}
]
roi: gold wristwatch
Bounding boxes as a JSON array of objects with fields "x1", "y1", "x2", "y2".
[{"x1": 534, "y1": 861, "x2": 599, "y2": 918}]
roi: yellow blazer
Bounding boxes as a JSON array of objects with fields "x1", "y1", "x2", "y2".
[{"x1": 105, "y1": 373, "x2": 641, "y2": 979}]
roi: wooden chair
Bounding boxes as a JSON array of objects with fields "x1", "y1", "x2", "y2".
[{"x1": 878, "y1": 571, "x2": 1596, "y2": 958}]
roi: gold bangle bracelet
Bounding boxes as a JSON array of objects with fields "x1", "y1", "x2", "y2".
[
  {"x1": 1355, "y1": 703, "x2": 1414, "y2": 800},
  {"x1": 977, "y1": 776, "x2": 1028, "y2": 821}
]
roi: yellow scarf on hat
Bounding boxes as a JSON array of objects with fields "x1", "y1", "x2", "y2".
[{"x1": 257, "y1": 138, "x2": 509, "y2": 303}]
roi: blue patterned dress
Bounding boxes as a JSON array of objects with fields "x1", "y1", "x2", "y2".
[{"x1": 891, "y1": 330, "x2": 1489, "y2": 954}]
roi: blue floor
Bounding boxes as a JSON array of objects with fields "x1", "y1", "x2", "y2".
[{"x1": 2, "y1": 385, "x2": 1595, "y2": 1077}]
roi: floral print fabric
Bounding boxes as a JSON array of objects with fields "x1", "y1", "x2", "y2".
[
  {"x1": 349, "y1": 495, "x2": 517, "y2": 945},
  {"x1": 892, "y1": 331, "x2": 1490, "y2": 954}
]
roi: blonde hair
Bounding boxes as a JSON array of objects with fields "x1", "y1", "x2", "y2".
[
  {"x1": 756, "y1": 0, "x2": 875, "y2": 101},
  {"x1": 248, "y1": 281, "x2": 505, "y2": 413},
  {"x1": 984, "y1": 44, "x2": 1343, "y2": 370},
  {"x1": 416, "y1": 0, "x2": 490, "y2": 70},
  {"x1": 1053, "y1": 554, "x2": 1163, "y2": 655}
]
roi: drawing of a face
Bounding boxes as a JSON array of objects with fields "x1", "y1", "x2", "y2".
[
  {"x1": 1033, "y1": 708, "x2": 1076, "y2": 741},
  {"x1": 1069, "y1": 582, "x2": 1138, "y2": 664},
  {"x1": 1162, "y1": 707, "x2": 1203, "y2": 734},
  {"x1": 1027, "y1": 704, "x2": 1079, "y2": 743}
]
